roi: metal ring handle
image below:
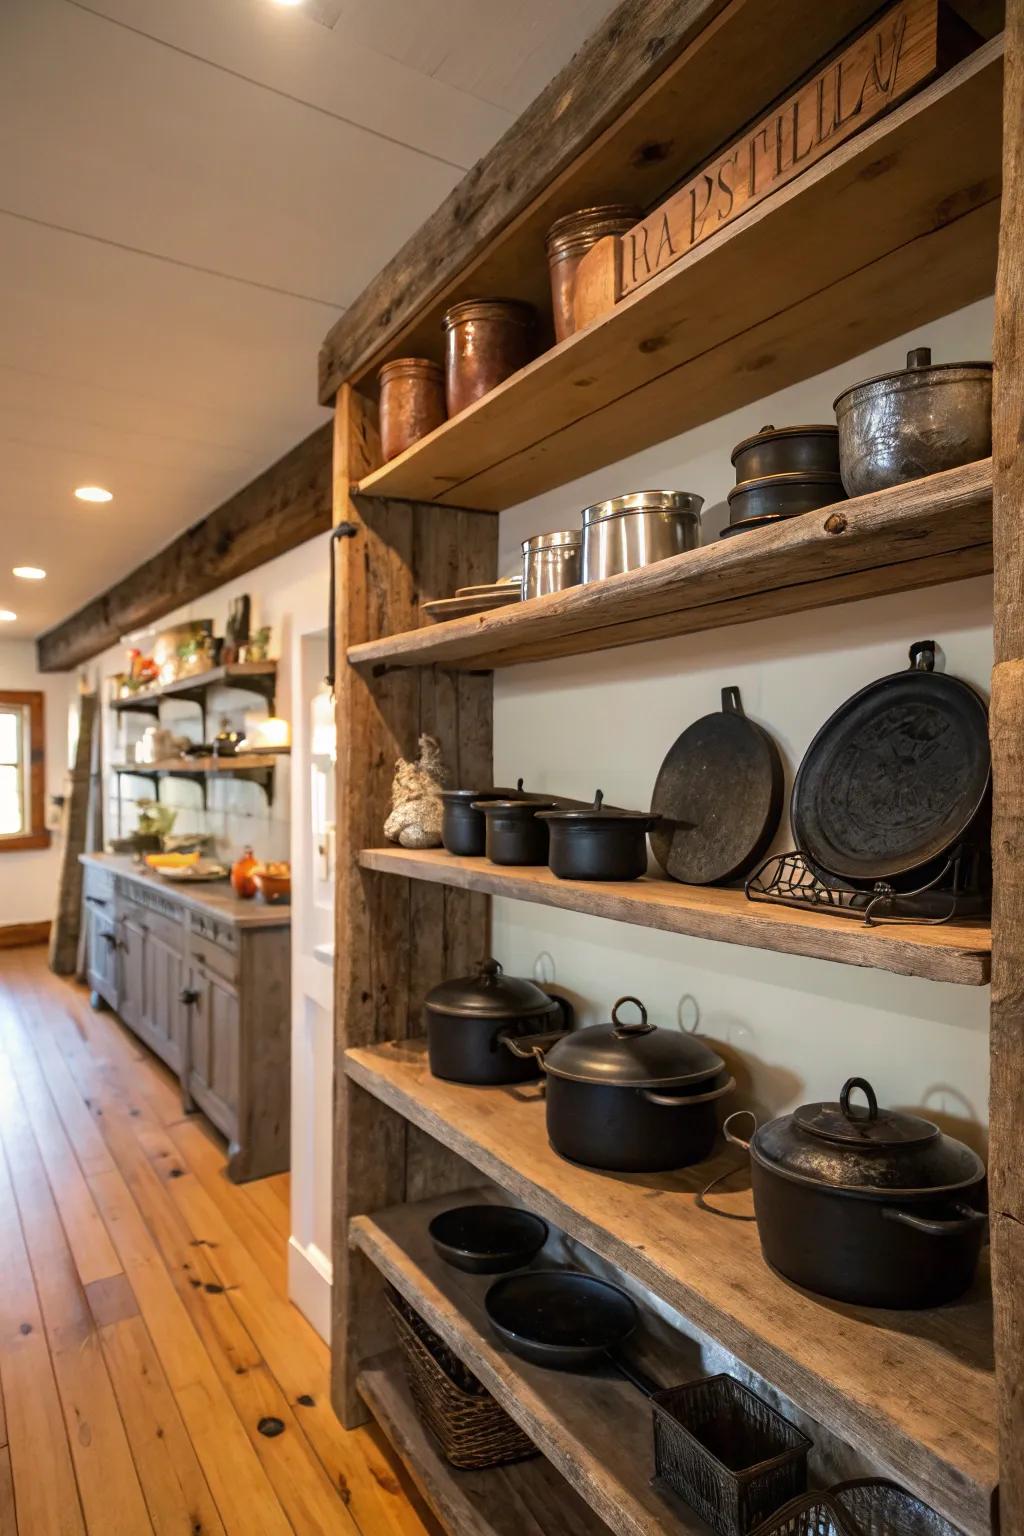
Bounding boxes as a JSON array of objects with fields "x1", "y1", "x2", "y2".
[
  {"x1": 611, "y1": 996, "x2": 652, "y2": 1036},
  {"x1": 478, "y1": 959, "x2": 503, "y2": 982},
  {"x1": 722, "y1": 1108, "x2": 757, "y2": 1151},
  {"x1": 840, "y1": 1077, "x2": 878, "y2": 1121}
]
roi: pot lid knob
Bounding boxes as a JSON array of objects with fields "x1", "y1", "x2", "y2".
[
  {"x1": 906, "y1": 346, "x2": 932, "y2": 369},
  {"x1": 477, "y1": 958, "x2": 503, "y2": 985},
  {"x1": 839, "y1": 1076, "x2": 878, "y2": 1123},
  {"x1": 593, "y1": 789, "x2": 604, "y2": 812},
  {"x1": 611, "y1": 996, "x2": 654, "y2": 1038}
]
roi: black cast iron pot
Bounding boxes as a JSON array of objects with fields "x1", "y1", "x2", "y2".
[
  {"x1": 508, "y1": 996, "x2": 735, "y2": 1172},
  {"x1": 472, "y1": 796, "x2": 557, "y2": 865},
  {"x1": 726, "y1": 1077, "x2": 987, "y2": 1309},
  {"x1": 538, "y1": 790, "x2": 658, "y2": 881},
  {"x1": 424, "y1": 959, "x2": 571, "y2": 1085},
  {"x1": 441, "y1": 781, "x2": 524, "y2": 856}
]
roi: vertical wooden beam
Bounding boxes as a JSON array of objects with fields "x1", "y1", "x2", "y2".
[
  {"x1": 989, "y1": 3, "x2": 1024, "y2": 1529},
  {"x1": 330, "y1": 386, "x2": 496, "y2": 1425}
]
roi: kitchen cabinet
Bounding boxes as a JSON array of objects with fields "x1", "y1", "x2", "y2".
[{"x1": 80, "y1": 855, "x2": 289, "y2": 1182}]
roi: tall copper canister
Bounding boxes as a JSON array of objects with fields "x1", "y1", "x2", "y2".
[
  {"x1": 378, "y1": 357, "x2": 446, "y2": 463},
  {"x1": 442, "y1": 300, "x2": 535, "y2": 416},
  {"x1": 545, "y1": 205, "x2": 639, "y2": 341}
]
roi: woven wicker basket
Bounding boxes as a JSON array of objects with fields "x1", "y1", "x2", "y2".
[
  {"x1": 385, "y1": 1287, "x2": 537, "y2": 1470},
  {"x1": 750, "y1": 1480, "x2": 966, "y2": 1536}
]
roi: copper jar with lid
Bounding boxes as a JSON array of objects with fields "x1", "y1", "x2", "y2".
[
  {"x1": 378, "y1": 357, "x2": 446, "y2": 463},
  {"x1": 545, "y1": 205, "x2": 639, "y2": 341},
  {"x1": 442, "y1": 299, "x2": 535, "y2": 417}
]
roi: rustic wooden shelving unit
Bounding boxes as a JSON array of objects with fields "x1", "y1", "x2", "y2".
[
  {"x1": 324, "y1": 4, "x2": 1022, "y2": 1533},
  {"x1": 109, "y1": 660, "x2": 277, "y2": 713}
]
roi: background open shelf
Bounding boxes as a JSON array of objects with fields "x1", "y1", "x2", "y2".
[
  {"x1": 346, "y1": 1043, "x2": 996, "y2": 1536},
  {"x1": 358, "y1": 849, "x2": 991, "y2": 985},
  {"x1": 353, "y1": 39, "x2": 1001, "y2": 513}
]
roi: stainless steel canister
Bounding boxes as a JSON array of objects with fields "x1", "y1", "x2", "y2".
[
  {"x1": 522, "y1": 530, "x2": 583, "y2": 599},
  {"x1": 581, "y1": 491, "x2": 703, "y2": 582}
]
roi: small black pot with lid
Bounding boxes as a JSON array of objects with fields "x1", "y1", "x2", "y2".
[
  {"x1": 507, "y1": 996, "x2": 735, "y2": 1171},
  {"x1": 726, "y1": 1077, "x2": 987, "y2": 1308},
  {"x1": 442, "y1": 779, "x2": 526, "y2": 856},
  {"x1": 424, "y1": 959, "x2": 571, "y2": 1085},
  {"x1": 538, "y1": 790, "x2": 657, "y2": 881},
  {"x1": 472, "y1": 795, "x2": 558, "y2": 865}
]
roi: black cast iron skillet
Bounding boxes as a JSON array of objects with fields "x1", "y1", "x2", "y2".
[
  {"x1": 485, "y1": 1270, "x2": 658, "y2": 1393},
  {"x1": 428, "y1": 1205, "x2": 549, "y2": 1275},
  {"x1": 650, "y1": 687, "x2": 784, "y2": 886},
  {"x1": 791, "y1": 640, "x2": 990, "y2": 891}
]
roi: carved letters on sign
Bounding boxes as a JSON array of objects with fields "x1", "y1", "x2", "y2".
[{"x1": 618, "y1": 0, "x2": 947, "y2": 299}]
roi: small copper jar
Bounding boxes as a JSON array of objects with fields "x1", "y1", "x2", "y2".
[
  {"x1": 378, "y1": 357, "x2": 446, "y2": 463},
  {"x1": 546, "y1": 205, "x2": 639, "y2": 341},
  {"x1": 442, "y1": 299, "x2": 535, "y2": 417}
]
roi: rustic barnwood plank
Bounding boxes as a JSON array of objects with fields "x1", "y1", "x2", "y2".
[
  {"x1": 988, "y1": 1, "x2": 1024, "y2": 1529},
  {"x1": 318, "y1": 0, "x2": 902, "y2": 399},
  {"x1": 50, "y1": 692, "x2": 96, "y2": 976},
  {"x1": 353, "y1": 40, "x2": 1001, "y2": 511},
  {"x1": 345, "y1": 1046, "x2": 996, "y2": 1536},
  {"x1": 358, "y1": 1353, "x2": 607, "y2": 1536},
  {"x1": 348, "y1": 461, "x2": 993, "y2": 671},
  {"x1": 356, "y1": 849, "x2": 991, "y2": 986},
  {"x1": 330, "y1": 388, "x2": 496, "y2": 1428},
  {"x1": 36, "y1": 423, "x2": 332, "y2": 673}
]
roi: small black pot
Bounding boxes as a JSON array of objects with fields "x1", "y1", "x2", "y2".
[
  {"x1": 473, "y1": 797, "x2": 556, "y2": 865},
  {"x1": 428, "y1": 1205, "x2": 548, "y2": 1274},
  {"x1": 508, "y1": 997, "x2": 735, "y2": 1172},
  {"x1": 424, "y1": 958, "x2": 571, "y2": 1085},
  {"x1": 726, "y1": 1077, "x2": 988, "y2": 1309},
  {"x1": 730, "y1": 423, "x2": 840, "y2": 481},
  {"x1": 727, "y1": 471, "x2": 846, "y2": 524},
  {"x1": 441, "y1": 782, "x2": 523, "y2": 856},
  {"x1": 538, "y1": 790, "x2": 657, "y2": 881}
]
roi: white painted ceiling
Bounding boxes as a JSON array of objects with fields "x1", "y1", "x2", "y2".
[{"x1": 0, "y1": 0, "x2": 615, "y2": 641}]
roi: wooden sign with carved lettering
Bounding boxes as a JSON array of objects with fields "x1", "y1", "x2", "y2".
[{"x1": 615, "y1": 0, "x2": 950, "y2": 303}]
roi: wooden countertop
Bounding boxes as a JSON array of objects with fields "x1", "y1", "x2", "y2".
[{"x1": 80, "y1": 853, "x2": 290, "y2": 929}]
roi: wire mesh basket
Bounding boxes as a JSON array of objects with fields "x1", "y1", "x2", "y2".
[
  {"x1": 749, "y1": 1479, "x2": 965, "y2": 1536},
  {"x1": 651, "y1": 1374, "x2": 811, "y2": 1536},
  {"x1": 384, "y1": 1286, "x2": 537, "y2": 1471}
]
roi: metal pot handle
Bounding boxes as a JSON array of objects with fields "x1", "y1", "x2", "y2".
[
  {"x1": 643, "y1": 1075, "x2": 736, "y2": 1108},
  {"x1": 500, "y1": 1028, "x2": 566, "y2": 1064},
  {"x1": 881, "y1": 1204, "x2": 988, "y2": 1239},
  {"x1": 906, "y1": 347, "x2": 932, "y2": 370},
  {"x1": 840, "y1": 1077, "x2": 878, "y2": 1121},
  {"x1": 611, "y1": 996, "x2": 654, "y2": 1037},
  {"x1": 722, "y1": 1109, "x2": 757, "y2": 1152}
]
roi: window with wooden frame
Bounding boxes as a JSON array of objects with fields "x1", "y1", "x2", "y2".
[{"x1": 0, "y1": 691, "x2": 49, "y2": 852}]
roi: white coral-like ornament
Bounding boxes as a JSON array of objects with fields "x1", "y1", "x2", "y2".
[{"x1": 383, "y1": 733, "x2": 446, "y2": 849}]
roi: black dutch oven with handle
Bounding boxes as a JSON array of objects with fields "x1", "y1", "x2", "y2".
[
  {"x1": 725, "y1": 1077, "x2": 987, "y2": 1308},
  {"x1": 424, "y1": 959, "x2": 572, "y2": 1086},
  {"x1": 507, "y1": 996, "x2": 735, "y2": 1171}
]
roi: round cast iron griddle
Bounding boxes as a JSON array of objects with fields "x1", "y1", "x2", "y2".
[
  {"x1": 485, "y1": 1271, "x2": 637, "y2": 1370},
  {"x1": 650, "y1": 688, "x2": 784, "y2": 885},
  {"x1": 792, "y1": 641, "x2": 990, "y2": 889}
]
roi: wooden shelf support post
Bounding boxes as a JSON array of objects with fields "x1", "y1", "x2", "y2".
[{"x1": 330, "y1": 385, "x2": 497, "y2": 1425}]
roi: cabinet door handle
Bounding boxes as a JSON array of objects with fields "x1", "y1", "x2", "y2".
[
  {"x1": 86, "y1": 894, "x2": 108, "y2": 908},
  {"x1": 101, "y1": 932, "x2": 117, "y2": 947},
  {"x1": 179, "y1": 988, "x2": 200, "y2": 1006}
]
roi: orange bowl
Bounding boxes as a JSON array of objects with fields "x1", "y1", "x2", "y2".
[{"x1": 253, "y1": 869, "x2": 291, "y2": 904}]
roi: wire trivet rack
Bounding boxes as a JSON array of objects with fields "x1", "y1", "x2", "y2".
[{"x1": 745, "y1": 850, "x2": 987, "y2": 927}]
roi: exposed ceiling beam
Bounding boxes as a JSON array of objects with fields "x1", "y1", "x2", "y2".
[{"x1": 36, "y1": 422, "x2": 332, "y2": 673}]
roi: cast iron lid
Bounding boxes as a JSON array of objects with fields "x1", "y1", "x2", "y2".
[
  {"x1": 425, "y1": 959, "x2": 558, "y2": 1021},
  {"x1": 581, "y1": 490, "x2": 704, "y2": 526},
  {"x1": 730, "y1": 424, "x2": 838, "y2": 463},
  {"x1": 752, "y1": 1077, "x2": 985, "y2": 1196},
  {"x1": 471, "y1": 796, "x2": 556, "y2": 818},
  {"x1": 542, "y1": 996, "x2": 724, "y2": 1087},
  {"x1": 442, "y1": 780, "x2": 524, "y2": 806},
  {"x1": 536, "y1": 789, "x2": 657, "y2": 827},
  {"x1": 833, "y1": 346, "x2": 992, "y2": 410}
]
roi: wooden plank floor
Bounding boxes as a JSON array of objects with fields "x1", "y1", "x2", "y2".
[{"x1": 0, "y1": 945, "x2": 438, "y2": 1536}]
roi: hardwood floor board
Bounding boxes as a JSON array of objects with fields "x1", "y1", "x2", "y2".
[
  {"x1": 0, "y1": 1446, "x2": 15, "y2": 1536},
  {"x1": 167, "y1": 1119, "x2": 289, "y2": 1296}
]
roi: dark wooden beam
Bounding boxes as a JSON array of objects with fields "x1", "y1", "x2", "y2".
[{"x1": 36, "y1": 423, "x2": 333, "y2": 673}]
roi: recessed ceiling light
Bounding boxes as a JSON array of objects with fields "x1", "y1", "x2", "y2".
[
  {"x1": 0, "y1": 611, "x2": 16, "y2": 623},
  {"x1": 12, "y1": 566, "x2": 45, "y2": 581},
  {"x1": 272, "y1": 0, "x2": 305, "y2": 6},
  {"x1": 74, "y1": 485, "x2": 113, "y2": 503}
]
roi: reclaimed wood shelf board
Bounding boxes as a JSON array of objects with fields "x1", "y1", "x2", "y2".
[
  {"x1": 348, "y1": 463, "x2": 993, "y2": 670},
  {"x1": 353, "y1": 1196, "x2": 711, "y2": 1536},
  {"x1": 346, "y1": 1043, "x2": 996, "y2": 1536},
  {"x1": 358, "y1": 1351, "x2": 611, "y2": 1536},
  {"x1": 109, "y1": 662, "x2": 277, "y2": 711},
  {"x1": 353, "y1": 39, "x2": 1001, "y2": 514},
  {"x1": 357, "y1": 849, "x2": 991, "y2": 985},
  {"x1": 112, "y1": 753, "x2": 284, "y2": 775}
]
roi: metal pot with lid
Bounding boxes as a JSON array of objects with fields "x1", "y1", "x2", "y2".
[
  {"x1": 424, "y1": 958, "x2": 571, "y2": 1086},
  {"x1": 834, "y1": 346, "x2": 992, "y2": 497},
  {"x1": 726, "y1": 1077, "x2": 987, "y2": 1308},
  {"x1": 538, "y1": 789, "x2": 657, "y2": 881},
  {"x1": 507, "y1": 996, "x2": 735, "y2": 1171},
  {"x1": 581, "y1": 490, "x2": 703, "y2": 583}
]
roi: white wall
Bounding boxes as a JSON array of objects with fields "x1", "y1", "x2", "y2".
[
  {"x1": 0, "y1": 639, "x2": 75, "y2": 926},
  {"x1": 493, "y1": 297, "x2": 993, "y2": 1154}
]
